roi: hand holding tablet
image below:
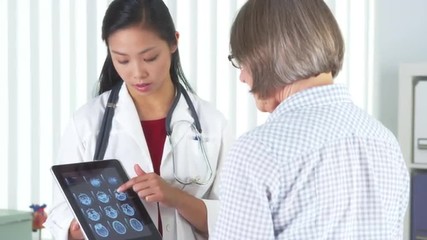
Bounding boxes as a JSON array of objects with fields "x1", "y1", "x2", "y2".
[
  {"x1": 69, "y1": 218, "x2": 85, "y2": 239},
  {"x1": 51, "y1": 159, "x2": 162, "y2": 240}
]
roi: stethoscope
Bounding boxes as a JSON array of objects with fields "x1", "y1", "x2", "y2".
[{"x1": 93, "y1": 82, "x2": 213, "y2": 186}]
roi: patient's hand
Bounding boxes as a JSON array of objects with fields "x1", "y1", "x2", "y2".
[{"x1": 69, "y1": 219, "x2": 84, "y2": 240}]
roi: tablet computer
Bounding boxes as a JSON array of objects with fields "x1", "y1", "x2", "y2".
[{"x1": 51, "y1": 159, "x2": 162, "y2": 240}]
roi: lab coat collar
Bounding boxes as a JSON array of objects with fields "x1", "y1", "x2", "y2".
[{"x1": 112, "y1": 85, "x2": 152, "y2": 171}]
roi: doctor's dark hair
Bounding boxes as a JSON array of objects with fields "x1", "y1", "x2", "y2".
[
  {"x1": 230, "y1": 0, "x2": 344, "y2": 99},
  {"x1": 98, "y1": 0, "x2": 193, "y2": 95}
]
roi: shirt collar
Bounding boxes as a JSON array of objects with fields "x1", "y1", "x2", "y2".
[{"x1": 267, "y1": 84, "x2": 353, "y2": 123}]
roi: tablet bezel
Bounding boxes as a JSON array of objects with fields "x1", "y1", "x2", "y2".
[{"x1": 51, "y1": 159, "x2": 162, "y2": 240}]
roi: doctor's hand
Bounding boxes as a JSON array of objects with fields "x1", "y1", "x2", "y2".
[
  {"x1": 68, "y1": 218, "x2": 84, "y2": 240},
  {"x1": 119, "y1": 164, "x2": 209, "y2": 234},
  {"x1": 118, "y1": 164, "x2": 181, "y2": 208}
]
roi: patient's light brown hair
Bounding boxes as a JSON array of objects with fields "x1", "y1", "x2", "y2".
[{"x1": 230, "y1": 0, "x2": 344, "y2": 99}]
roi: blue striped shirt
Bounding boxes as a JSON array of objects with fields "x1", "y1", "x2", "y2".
[{"x1": 213, "y1": 84, "x2": 409, "y2": 240}]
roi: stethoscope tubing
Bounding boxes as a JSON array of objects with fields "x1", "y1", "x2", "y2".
[
  {"x1": 94, "y1": 81, "x2": 213, "y2": 185},
  {"x1": 166, "y1": 83, "x2": 202, "y2": 136}
]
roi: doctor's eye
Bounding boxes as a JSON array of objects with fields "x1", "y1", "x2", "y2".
[
  {"x1": 117, "y1": 60, "x2": 129, "y2": 65},
  {"x1": 144, "y1": 55, "x2": 158, "y2": 62}
]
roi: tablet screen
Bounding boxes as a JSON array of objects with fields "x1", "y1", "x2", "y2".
[{"x1": 51, "y1": 159, "x2": 162, "y2": 240}]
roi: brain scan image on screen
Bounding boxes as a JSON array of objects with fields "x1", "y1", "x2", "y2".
[
  {"x1": 104, "y1": 206, "x2": 118, "y2": 219},
  {"x1": 78, "y1": 193, "x2": 92, "y2": 206},
  {"x1": 94, "y1": 223, "x2": 109, "y2": 238},
  {"x1": 108, "y1": 176, "x2": 119, "y2": 186},
  {"x1": 90, "y1": 177, "x2": 102, "y2": 187},
  {"x1": 120, "y1": 203, "x2": 135, "y2": 216},
  {"x1": 54, "y1": 161, "x2": 162, "y2": 240},
  {"x1": 112, "y1": 220, "x2": 127, "y2": 235},
  {"x1": 129, "y1": 218, "x2": 144, "y2": 232},
  {"x1": 96, "y1": 191, "x2": 110, "y2": 203},
  {"x1": 115, "y1": 191, "x2": 127, "y2": 201},
  {"x1": 86, "y1": 208, "x2": 101, "y2": 221}
]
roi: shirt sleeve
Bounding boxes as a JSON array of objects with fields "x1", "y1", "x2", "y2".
[{"x1": 212, "y1": 134, "x2": 279, "y2": 240}]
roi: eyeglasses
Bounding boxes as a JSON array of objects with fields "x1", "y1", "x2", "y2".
[{"x1": 228, "y1": 54, "x2": 241, "y2": 69}]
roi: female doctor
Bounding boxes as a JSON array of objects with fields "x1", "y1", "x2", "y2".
[{"x1": 44, "y1": 0, "x2": 231, "y2": 239}]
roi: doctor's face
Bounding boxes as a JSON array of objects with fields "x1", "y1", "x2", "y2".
[{"x1": 108, "y1": 25, "x2": 177, "y2": 97}]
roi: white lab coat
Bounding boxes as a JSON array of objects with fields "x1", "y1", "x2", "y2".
[{"x1": 44, "y1": 84, "x2": 232, "y2": 240}]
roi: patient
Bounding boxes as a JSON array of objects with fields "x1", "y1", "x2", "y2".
[{"x1": 212, "y1": 0, "x2": 410, "y2": 239}]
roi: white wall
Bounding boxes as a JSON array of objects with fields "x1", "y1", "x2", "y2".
[
  {"x1": 374, "y1": 0, "x2": 427, "y2": 134},
  {"x1": 375, "y1": 2, "x2": 427, "y2": 239}
]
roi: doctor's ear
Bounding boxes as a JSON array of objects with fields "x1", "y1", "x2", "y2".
[{"x1": 170, "y1": 31, "x2": 179, "y2": 53}]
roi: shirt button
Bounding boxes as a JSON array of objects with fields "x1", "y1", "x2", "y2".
[{"x1": 166, "y1": 224, "x2": 171, "y2": 232}]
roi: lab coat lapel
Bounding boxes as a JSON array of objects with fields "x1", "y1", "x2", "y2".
[
  {"x1": 114, "y1": 85, "x2": 153, "y2": 172},
  {"x1": 162, "y1": 91, "x2": 197, "y2": 158}
]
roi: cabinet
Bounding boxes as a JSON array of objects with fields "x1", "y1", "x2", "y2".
[
  {"x1": 0, "y1": 209, "x2": 32, "y2": 239},
  {"x1": 398, "y1": 63, "x2": 427, "y2": 240}
]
